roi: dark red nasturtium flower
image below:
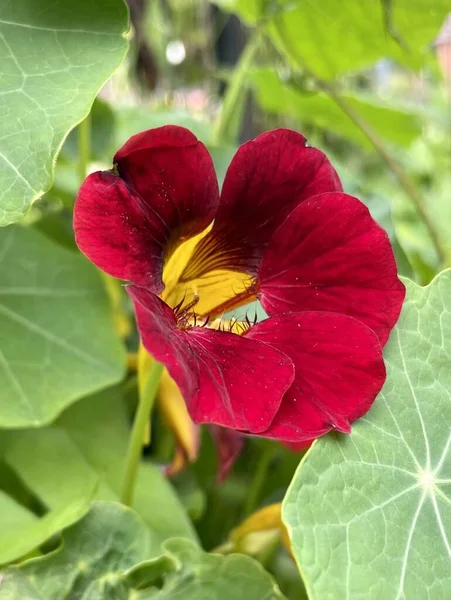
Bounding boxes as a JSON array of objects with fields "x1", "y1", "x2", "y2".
[{"x1": 74, "y1": 126, "x2": 405, "y2": 444}]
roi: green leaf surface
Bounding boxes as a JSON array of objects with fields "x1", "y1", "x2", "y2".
[
  {"x1": 267, "y1": 0, "x2": 449, "y2": 79},
  {"x1": 0, "y1": 490, "x2": 94, "y2": 566},
  {"x1": 0, "y1": 0, "x2": 128, "y2": 226},
  {"x1": 134, "y1": 538, "x2": 284, "y2": 600},
  {"x1": 213, "y1": 0, "x2": 264, "y2": 24},
  {"x1": 0, "y1": 226, "x2": 125, "y2": 427},
  {"x1": 250, "y1": 69, "x2": 421, "y2": 148},
  {"x1": 57, "y1": 389, "x2": 197, "y2": 545},
  {"x1": 0, "y1": 502, "x2": 154, "y2": 599},
  {"x1": 283, "y1": 270, "x2": 451, "y2": 599},
  {"x1": 0, "y1": 502, "x2": 283, "y2": 600},
  {"x1": 0, "y1": 387, "x2": 196, "y2": 564}
]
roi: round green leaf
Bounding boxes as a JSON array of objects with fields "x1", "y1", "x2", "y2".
[
  {"x1": 137, "y1": 538, "x2": 285, "y2": 600},
  {"x1": 0, "y1": 387, "x2": 196, "y2": 565},
  {"x1": 0, "y1": 502, "x2": 284, "y2": 600},
  {"x1": 0, "y1": 226, "x2": 126, "y2": 426},
  {"x1": 0, "y1": 502, "x2": 155, "y2": 599},
  {"x1": 0, "y1": 0, "x2": 128, "y2": 225},
  {"x1": 283, "y1": 270, "x2": 451, "y2": 599}
]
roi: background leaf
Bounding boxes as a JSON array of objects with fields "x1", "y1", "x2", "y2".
[
  {"x1": 283, "y1": 270, "x2": 451, "y2": 599},
  {"x1": 250, "y1": 69, "x2": 421, "y2": 148},
  {"x1": 0, "y1": 502, "x2": 154, "y2": 599},
  {"x1": 0, "y1": 226, "x2": 126, "y2": 426},
  {"x1": 266, "y1": 0, "x2": 449, "y2": 78},
  {"x1": 0, "y1": 502, "x2": 284, "y2": 600},
  {"x1": 0, "y1": 0, "x2": 128, "y2": 225},
  {"x1": 133, "y1": 537, "x2": 285, "y2": 600},
  {"x1": 0, "y1": 489, "x2": 93, "y2": 566},
  {"x1": 0, "y1": 386, "x2": 197, "y2": 564}
]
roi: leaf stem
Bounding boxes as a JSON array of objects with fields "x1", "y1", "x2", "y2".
[
  {"x1": 243, "y1": 443, "x2": 274, "y2": 517},
  {"x1": 120, "y1": 359, "x2": 164, "y2": 506},
  {"x1": 312, "y1": 77, "x2": 445, "y2": 264},
  {"x1": 212, "y1": 27, "x2": 263, "y2": 144},
  {"x1": 77, "y1": 113, "x2": 91, "y2": 184}
]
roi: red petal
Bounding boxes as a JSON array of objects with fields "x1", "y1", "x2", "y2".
[
  {"x1": 128, "y1": 287, "x2": 295, "y2": 433},
  {"x1": 259, "y1": 192, "x2": 405, "y2": 345},
  {"x1": 74, "y1": 126, "x2": 218, "y2": 291},
  {"x1": 247, "y1": 312, "x2": 386, "y2": 442},
  {"x1": 210, "y1": 426, "x2": 244, "y2": 483},
  {"x1": 184, "y1": 129, "x2": 341, "y2": 279}
]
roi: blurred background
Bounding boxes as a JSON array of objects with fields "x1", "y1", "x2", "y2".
[
  {"x1": 33, "y1": 0, "x2": 451, "y2": 286},
  {"x1": 24, "y1": 3, "x2": 451, "y2": 596}
]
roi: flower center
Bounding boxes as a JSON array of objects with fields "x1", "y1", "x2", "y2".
[
  {"x1": 173, "y1": 292, "x2": 258, "y2": 335},
  {"x1": 162, "y1": 231, "x2": 257, "y2": 321}
]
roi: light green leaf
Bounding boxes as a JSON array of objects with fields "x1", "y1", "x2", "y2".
[
  {"x1": 0, "y1": 0, "x2": 128, "y2": 226},
  {"x1": 0, "y1": 503, "x2": 283, "y2": 600},
  {"x1": 283, "y1": 270, "x2": 451, "y2": 599},
  {"x1": 0, "y1": 490, "x2": 94, "y2": 566},
  {"x1": 213, "y1": 0, "x2": 264, "y2": 24},
  {"x1": 0, "y1": 226, "x2": 126, "y2": 426},
  {"x1": 133, "y1": 538, "x2": 285, "y2": 600},
  {"x1": 57, "y1": 389, "x2": 198, "y2": 544},
  {"x1": 250, "y1": 69, "x2": 421, "y2": 148},
  {"x1": 0, "y1": 387, "x2": 196, "y2": 564},
  {"x1": 267, "y1": 0, "x2": 449, "y2": 79},
  {"x1": 0, "y1": 502, "x2": 155, "y2": 599}
]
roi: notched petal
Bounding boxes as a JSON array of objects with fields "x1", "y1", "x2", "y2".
[
  {"x1": 247, "y1": 312, "x2": 386, "y2": 443},
  {"x1": 74, "y1": 125, "x2": 219, "y2": 290},
  {"x1": 184, "y1": 128, "x2": 342, "y2": 279},
  {"x1": 74, "y1": 171, "x2": 166, "y2": 290},
  {"x1": 259, "y1": 192, "x2": 406, "y2": 345},
  {"x1": 128, "y1": 286, "x2": 295, "y2": 434}
]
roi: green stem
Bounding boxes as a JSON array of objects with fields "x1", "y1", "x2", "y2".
[
  {"x1": 77, "y1": 113, "x2": 91, "y2": 184},
  {"x1": 121, "y1": 360, "x2": 164, "y2": 506},
  {"x1": 311, "y1": 77, "x2": 445, "y2": 264},
  {"x1": 243, "y1": 443, "x2": 275, "y2": 517},
  {"x1": 212, "y1": 28, "x2": 263, "y2": 144},
  {"x1": 272, "y1": 16, "x2": 445, "y2": 264}
]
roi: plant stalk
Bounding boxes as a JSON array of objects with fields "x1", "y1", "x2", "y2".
[
  {"x1": 243, "y1": 443, "x2": 274, "y2": 517},
  {"x1": 77, "y1": 113, "x2": 91, "y2": 184},
  {"x1": 314, "y1": 78, "x2": 445, "y2": 264},
  {"x1": 212, "y1": 28, "x2": 263, "y2": 144},
  {"x1": 120, "y1": 360, "x2": 164, "y2": 506}
]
